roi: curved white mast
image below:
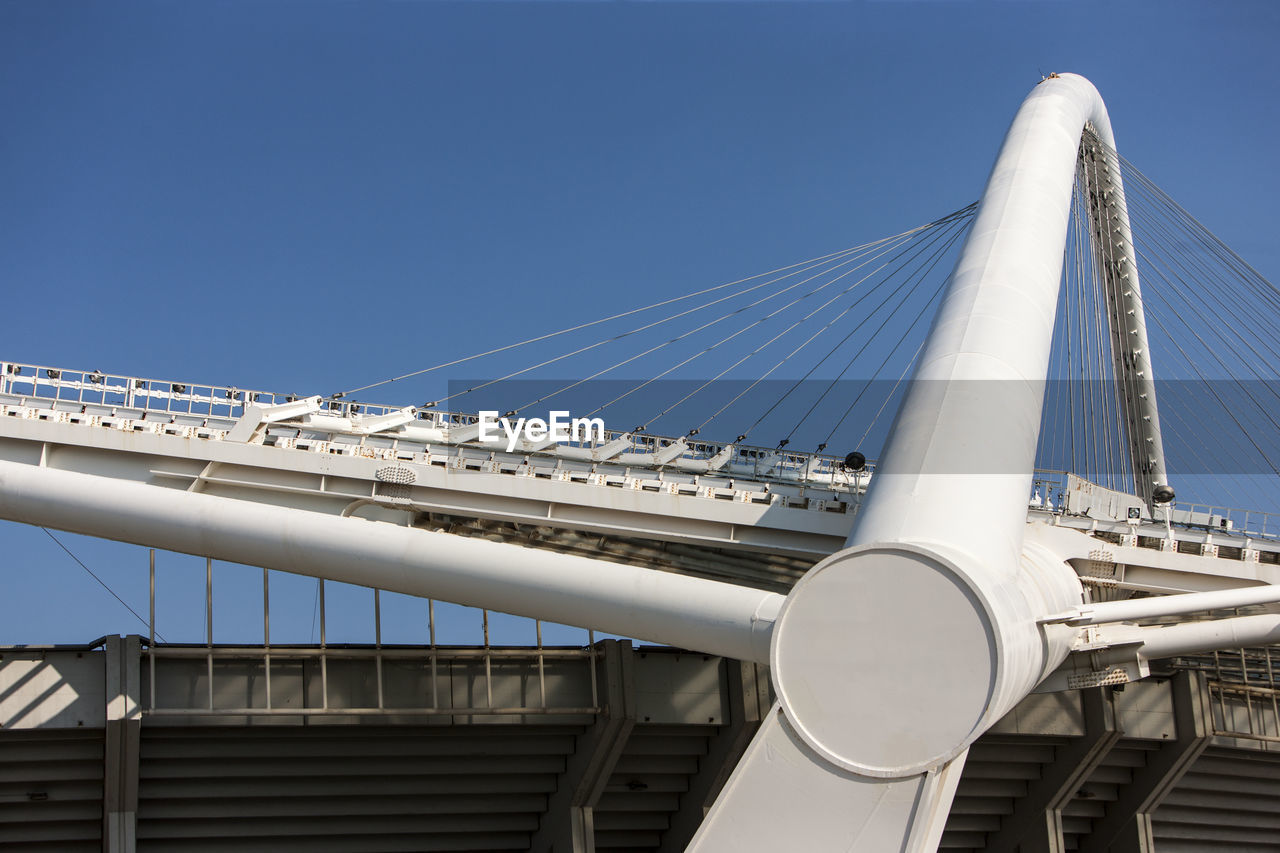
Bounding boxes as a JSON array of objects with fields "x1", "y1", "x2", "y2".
[{"x1": 690, "y1": 73, "x2": 1142, "y2": 852}]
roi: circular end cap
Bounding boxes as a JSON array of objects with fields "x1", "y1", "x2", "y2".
[{"x1": 771, "y1": 544, "x2": 998, "y2": 778}]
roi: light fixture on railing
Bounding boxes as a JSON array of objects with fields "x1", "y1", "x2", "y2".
[
  {"x1": 88, "y1": 371, "x2": 104, "y2": 385},
  {"x1": 46, "y1": 369, "x2": 60, "y2": 380},
  {"x1": 171, "y1": 384, "x2": 186, "y2": 394},
  {"x1": 843, "y1": 451, "x2": 867, "y2": 472}
]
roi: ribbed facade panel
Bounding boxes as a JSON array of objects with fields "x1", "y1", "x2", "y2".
[{"x1": 0, "y1": 729, "x2": 103, "y2": 851}]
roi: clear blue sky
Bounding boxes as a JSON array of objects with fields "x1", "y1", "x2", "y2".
[{"x1": 1, "y1": 0, "x2": 1277, "y2": 645}]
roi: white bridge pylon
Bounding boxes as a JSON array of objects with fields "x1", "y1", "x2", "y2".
[
  {"x1": 3, "y1": 73, "x2": 1280, "y2": 851},
  {"x1": 689, "y1": 73, "x2": 1201, "y2": 850}
]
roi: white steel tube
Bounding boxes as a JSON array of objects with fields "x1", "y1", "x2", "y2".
[
  {"x1": 0, "y1": 460, "x2": 781, "y2": 663},
  {"x1": 1053, "y1": 584, "x2": 1280, "y2": 626},
  {"x1": 1127, "y1": 614, "x2": 1280, "y2": 661},
  {"x1": 852, "y1": 73, "x2": 1122, "y2": 564}
]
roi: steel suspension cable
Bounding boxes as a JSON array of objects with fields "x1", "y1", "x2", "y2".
[
  {"x1": 509, "y1": 208, "x2": 976, "y2": 420},
  {"x1": 329, "y1": 235, "x2": 912, "y2": 400},
  {"x1": 684, "y1": 209, "x2": 975, "y2": 442},
  {"x1": 1140, "y1": 289, "x2": 1280, "y2": 475},
  {"x1": 428, "y1": 212, "x2": 982, "y2": 411},
  {"x1": 1145, "y1": 331, "x2": 1270, "y2": 501},
  {"x1": 783, "y1": 220, "x2": 972, "y2": 450},
  {"x1": 429, "y1": 236, "x2": 909, "y2": 409},
  {"x1": 824, "y1": 259, "x2": 956, "y2": 454},
  {"x1": 1124, "y1": 195, "x2": 1280, "y2": 379},
  {"x1": 1092, "y1": 152, "x2": 1130, "y2": 491},
  {"x1": 655, "y1": 209, "x2": 975, "y2": 438},
  {"x1": 1117, "y1": 149, "x2": 1280, "y2": 317}
]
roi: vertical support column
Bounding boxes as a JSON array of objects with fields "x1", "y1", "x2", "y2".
[
  {"x1": 1078, "y1": 670, "x2": 1211, "y2": 853},
  {"x1": 103, "y1": 635, "x2": 140, "y2": 853},
  {"x1": 986, "y1": 687, "x2": 1120, "y2": 853},
  {"x1": 529, "y1": 639, "x2": 636, "y2": 853},
  {"x1": 657, "y1": 661, "x2": 770, "y2": 853}
]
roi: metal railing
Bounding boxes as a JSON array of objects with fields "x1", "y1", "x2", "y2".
[
  {"x1": 1161, "y1": 502, "x2": 1280, "y2": 540},
  {"x1": 8, "y1": 359, "x2": 1280, "y2": 531},
  {"x1": 140, "y1": 550, "x2": 601, "y2": 718},
  {"x1": 1028, "y1": 468, "x2": 1280, "y2": 541},
  {"x1": 0, "y1": 360, "x2": 278, "y2": 419},
  {"x1": 0, "y1": 359, "x2": 873, "y2": 492},
  {"x1": 1172, "y1": 646, "x2": 1280, "y2": 744}
]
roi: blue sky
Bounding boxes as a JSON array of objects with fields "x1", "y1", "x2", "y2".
[{"x1": 1, "y1": 0, "x2": 1277, "y2": 645}]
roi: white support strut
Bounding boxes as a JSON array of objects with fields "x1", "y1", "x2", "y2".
[
  {"x1": 1046, "y1": 583, "x2": 1280, "y2": 627},
  {"x1": 0, "y1": 460, "x2": 781, "y2": 664}
]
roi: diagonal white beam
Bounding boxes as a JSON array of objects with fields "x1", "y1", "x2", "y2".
[
  {"x1": 690, "y1": 708, "x2": 967, "y2": 852},
  {"x1": 1045, "y1": 583, "x2": 1280, "y2": 626},
  {"x1": 0, "y1": 460, "x2": 781, "y2": 663}
]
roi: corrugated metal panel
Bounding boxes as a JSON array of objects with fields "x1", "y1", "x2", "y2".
[
  {"x1": 0, "y1": 728, "x2": 103, "y2": 851},
  {"x1": 939, "y1": 735, "x2": 1062, "y2": 851},
  {"x1": 1058, "y1": 739, "x2": 1162, "y2": 848},
  {"x1": 943, "y1": 736, "x2": 1280, "y2": 852},
  {"x1": 136, "y1": 724, "x2": 580, "y2": 852},
  {"x1": 594, "y1": 726, "x2": 712, "y2": 851},
  {"x1": 1153, "y1": 745, "x2": 1280, "y2": 851},
  {"x1": 8, "y1": 643, "x2": 1280, "y2": 852}
]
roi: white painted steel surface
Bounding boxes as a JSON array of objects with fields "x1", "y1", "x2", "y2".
[
  {"x1": 1123, "y1": 613, "x2": 1280, "y2": 659},
  {"x1": 689, "y1": 714, "x2": 963, "y2": 851},
  {"x1": 696, "y1": 73, "x2": 1123, "y2": 852},
  {"x1": 776, "y1": 72, "x2": 1113, "y2": 772},
  {"x1": 1050, "y1": 583, "x2": 1280, "y2": 626},
  {"x1": 773, "y1": 544, "x2": 997, "y2": 776},
  {"x1": 854, "y1": 73, "x2": 1118, "y2": 565},
  {"x1": 0, "y1": 460, "x2": 781, "y2": 663}
]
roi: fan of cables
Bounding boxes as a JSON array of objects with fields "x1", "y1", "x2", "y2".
[
  {"x1": 1038, "y1": 134, "x2": 1280, "y2": 513},
  {"x1": 333, "y1": 204, "x2": 977, "y2": 463},
  {"x1": 335, "y1": 142, "x2": 1278, "y2": 518}
]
